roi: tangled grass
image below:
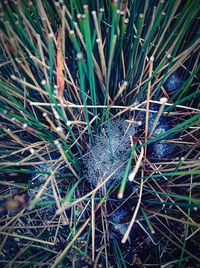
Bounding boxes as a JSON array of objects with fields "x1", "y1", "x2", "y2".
[{"x1": 0, "y1": 0, "x2": 200, "y2": 267}]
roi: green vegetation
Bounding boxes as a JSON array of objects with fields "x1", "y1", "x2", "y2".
[{"x1": 0, "y1": 0, "x2": 199, "y2": 267}]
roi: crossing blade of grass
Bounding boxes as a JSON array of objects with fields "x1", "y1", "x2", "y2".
[{"x1": 118, "y1": 143, "x2": 136, "y2": 199}]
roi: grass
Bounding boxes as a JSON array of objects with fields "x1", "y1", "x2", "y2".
[{"x1": 0, "y1": 0, "x2": 200, "y2": 267}]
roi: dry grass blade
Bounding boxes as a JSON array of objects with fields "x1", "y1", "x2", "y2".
[{"x1": 56, "y1": 27, "x2": 65, "y2": 99}]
